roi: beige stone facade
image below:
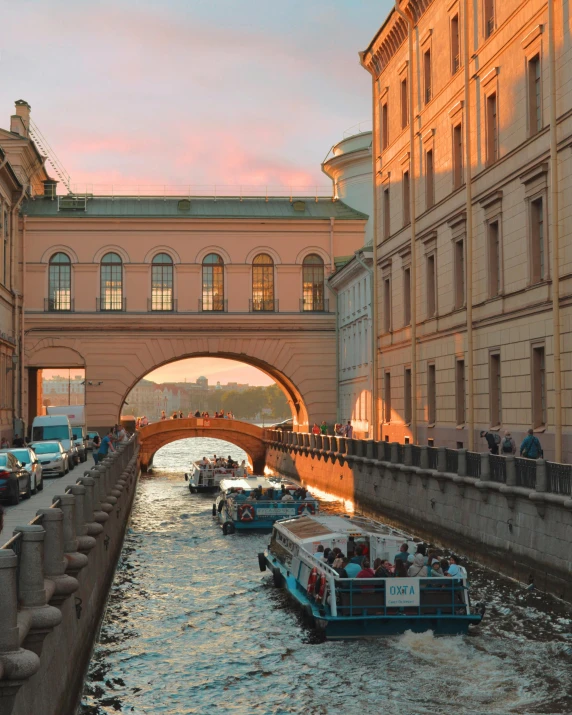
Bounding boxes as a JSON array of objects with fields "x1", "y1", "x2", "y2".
[{"x1": 361, "y1": 0, "x2": 572, "y2": 460}]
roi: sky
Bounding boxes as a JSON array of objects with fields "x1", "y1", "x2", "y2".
[
  {"x1": 0, "y1": 0, "x2": 390, "y2": 192},
  {"x1": 4, "y1": 0, "x2": 391, "y2": 386}
]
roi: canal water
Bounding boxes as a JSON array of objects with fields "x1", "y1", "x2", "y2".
[{"x1": 79, "y1": 439, "x2": 572, "y2": 715}]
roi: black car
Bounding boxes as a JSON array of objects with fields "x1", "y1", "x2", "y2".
[
  {"x1": 270, "y1": 418, "x2": 294, "y2": 431},
  {"x1": 0, "y1": 452, "x2": 31, "y2": 505}
]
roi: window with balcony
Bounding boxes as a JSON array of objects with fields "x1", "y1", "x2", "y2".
[
  {"x1": 251, "y1": 253, "x2": 275, "y2": 311},
  {"x1": 401, "y1": 78, "x2": 408, "y2": 129},
  {"x1": 488, "y1": 220, "x2": 500, "y2": 297},
  {"x1": 403, "y1": 170, "x2": 410, "y2": 225},
  {"x1": 302, "y1": 254, "x2": 325, "y2": 311},
  {"x1": 484, "y1": 0, "x2": 495, "y2": 38},
  {"x1": 453, "y1": 123, "x2": 463, "y2": 189},
  {"x1": 427, "y1": 363, "x2": 436, "y2": 425},
  {"x1": 454, "y1": 239, "x2": 465, "y2": 309},
  {"x1": 486, "y1": 92, "x2": 498, "y2": 165},
  {"x1": 451, "y1": 14, "x2": 460, "y2": 74},
  {"x1": 384, "y1": 371, "x2": 392, "y2": 423},
  {"x1": 381, "y1": 101, "x2": 389, "y2": 151},
  {"x1": 490, "y1": 352, "x2": 502, "y2": 427},
  {"x1": 48, "y1": 252, "x2": 72, "y2": 311},
  {"x1": 424, "y1": 48, "x2": 432, "y2": 103},
  {"x1": 425, "y1": 149, "x2": 434, "y2": 209},
  {"x1": 426, "y1": 254, "x2": 436, "y2": 318},
  {"x1": 403, "y1": 266, "x2": 411, "y2": 326},
  {"x1": 202, "y1": 253, "x2": 225, "y2": 311},
  {"x1": 404, "y1": 367, "x2": 412, "y2": 425},
  {"x1": 100, "y1": 252, "x2": 123, "y2": 311},
  {"x1": 530, "y1": 197, "x2": 545, "y2": 284},
  {"x1": 528, "y1": 54, "x2": 542, "y2": 136},
  {"x1": 383, "y1": 276, "x2": 391, "y2": 332},
  {"x1": 151, "y1": 253, "x2": 174, "y2": 311},
  {"x1": 383, "y1": 187, "x2": 390, "y2": 238},
  {"x1": 532, "y1": 344, "x2": 546, "y2": 428},
  {"x1": 456, "y1": 359, "x2": 465, "y2": 425}
]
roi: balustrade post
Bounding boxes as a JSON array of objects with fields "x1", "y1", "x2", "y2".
[
  {"x1": 404, "y1": 443, "x2": 412, "y2": 466},
  {"x1": 366, "y1": 440, "x2": 374, "y2": 459},
  {"x1": 53, "y1": 494, "x2": 88, "y2": 575},
  {"x1": 480, "y1": 452, "x2": 490, "y2": 480},
  {"x1": 78, "y1": 476, "x2": 104, "y2": 535},
  {"x1": 36, "y1": 509, "x2": 78, "y2": 604},
  {"x1": 457, "y1": 449, "x2": 467, "y2": 476},
  {"x1": 390, "y1": 442, "x2": 399, "y2": 464},
  {"x1": 437, "y1": 446, "x2": 447, "y2": 473},
  {"x1": 535, "y1": 459, "x2": 547, "y2": 492},
  {"x1": 69, "y1": 484, "x2": 97, "y2": 552},
  {"x1": 346, "y1": 438, "x2": 355, "y2": 457},
  {"x1": 377, "y1": 441, "x2": 386, "y2": 461},
  {"x1": 309, "y1": 434, "x2": 316, "y2": 450},
  {"x1": 505, "y1": 455, "x2": 516, "y2": 487},
  {"x1": 419, "y1": 445, "x2": 429, "y2": 470}
]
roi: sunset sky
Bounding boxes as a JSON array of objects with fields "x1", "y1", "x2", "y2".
[{"x1": 1, "y1": 0, "x2": 389, "y2": 191}]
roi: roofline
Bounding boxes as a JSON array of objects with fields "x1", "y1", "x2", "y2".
[
  {"x1": 360, "y1": 6, "x2": 396, "y2": 61},
  {"x1": 0, "y1": 145, "x2": 23, "y2": 189}
]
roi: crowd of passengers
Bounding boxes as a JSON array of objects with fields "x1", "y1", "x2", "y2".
[
  {"x1": 198, "y1": 454, "x2": 244, "y2": 470},
  {"x1": 312, "y1": 542, "x2": 467, "y2": 580},
  {"x1": 227, "y1": 484, "x2": 315, "y2": 502}
]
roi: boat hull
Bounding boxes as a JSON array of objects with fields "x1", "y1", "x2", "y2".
[{"x1": 265, "y1": 556, "x2": 482, "y2": 639}]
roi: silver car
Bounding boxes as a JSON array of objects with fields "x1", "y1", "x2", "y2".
[
  {"x1": 30, "y1": 441, "x2": 69, "y2": 477},
  {"x1": 0, "y1": 447, "x2": 43, "y2": 494}
]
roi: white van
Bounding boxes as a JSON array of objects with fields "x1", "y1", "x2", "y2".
[
  {"x1": 31, "y1": 415, "x2": 76, "y2": 468},
  {"x1": 47, "y1": 406, "x2": 87, "y2": 462}
]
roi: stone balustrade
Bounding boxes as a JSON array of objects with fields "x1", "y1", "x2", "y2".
[{"x1": 0, "y1": 436, "x2": 140, "y2": 715}]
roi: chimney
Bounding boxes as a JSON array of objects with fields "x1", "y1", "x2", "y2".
[
  {"x1": 43, "y1": 178, "x2": 58, "y2": 200},
  {"x1": 10, "y1": 99, "x2": 31, "y2": 138}
]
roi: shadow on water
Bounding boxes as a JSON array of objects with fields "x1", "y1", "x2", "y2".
[{"x1": 79, "y1": 438, "x2": 572, "y2": 715}]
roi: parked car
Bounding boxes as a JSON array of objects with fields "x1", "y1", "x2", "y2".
[
  {"x1": 86, "y1": 431, "x2": 100, "y2": 450},
  {"x1": 270, "y1": 418, "x2": 294, "y2": 431},
  {"x1": 0, "y1": 447, "x2": 43, "y2": 494},
  {"x1": 0, "y1": 452, "x2": 31, "y2": 505},
  {"x1": 71, "y1": 426, "x2": 87, "y2": 462},
  {"x1": 30, "y1": 441, "x2": 68, "y2": 478},
  {"x1": 32, "y1": 415, "x2": 76, "y2": 468}
]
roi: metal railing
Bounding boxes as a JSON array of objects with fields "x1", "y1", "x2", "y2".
[
  {"x1": 425, "y1": 86, "x2": 432, "y2": 103},
  {"x1": 96, "y1": 297, "x2": 127, "y2": 312},
  {"x1": 489, "y1": 454, "x2": 507, "y2": 483},
  {"x1": 148, "y1": 298, "x2": 178, "y2": 312},
  {"x1": 465, "y1": 451, "x2": 481, "y2": 478},
  {"x1": 486, "y1": 16, "x2": 495, "y2": 37},
  {"x1": 300, "y1": 298, "x2": 330, "y2": 313},
  {"x1": 427, "y1": 446, "x2": 439, "y2": 470},
  {"x1": 452, "y1": 54, "x2": 460, "y2": 73},
  {"x1": 445, "y1": 448, "x2": 458, "y2": 474},
  {"x1": 44, "y1": 298, "x2": 74, "y2": 312},
  {"x1": 411, "y1": 445, "x2": 422, "y2": 467},
  {"x1": 249, "y1": 298, "x2": 279, "y2": 312},
  {"x1": 546, "y1": 461, "x2": 572, "y2": 496},
  {"x1": 515, "y1": 458, "x2": 537, "y2": 489},
  {"x1": 199, "y1": 298, "x2": 228, "y2": 313}
]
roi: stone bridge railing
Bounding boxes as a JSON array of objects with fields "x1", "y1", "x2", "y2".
[
  {"x1": 0, "y1": 437, "x2": 139, "y2": 715},
  {"x1": 265, "y1": 430, "x2": 572, "y2": 514}
]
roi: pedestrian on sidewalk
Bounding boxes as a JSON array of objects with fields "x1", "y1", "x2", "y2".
[
  {"x1": 480, "y1": 430, "x2": 500, "y2": 455},
  {"x1": 520, "y1": 429, "x2": 543, "y2": 459}
]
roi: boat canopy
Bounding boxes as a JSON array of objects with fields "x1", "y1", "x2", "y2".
[
  {"x1": 219, "y1": 476, "x2": 275, "y2": 493},
  {"x1": 276, "y1": 515, "x2": 415, "y2": 546}
]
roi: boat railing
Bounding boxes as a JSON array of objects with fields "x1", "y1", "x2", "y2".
[{"x1": 331, "y1": 577, "x2": 470, "y2": 619}]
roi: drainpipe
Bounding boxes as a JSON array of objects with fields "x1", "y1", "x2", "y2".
[
  {"x1": 329, "y1": 217, "x2": 335, "y2": 272},
  {"x1": 548, "y1": 0, "x2": 562, "y2": 462},
  {"x1": 354, "y1": 250, "x2": 375, "y2": 435},
  {"x1": 11, "y1": 185, "x2": 27, "y2": 426},
  {"x1": 463, "y1": 0, "x2": 475, "y2": 451},
  {"x1": 20, "y1": 215, "x2": 27, "y2": 425},
  {"x1": 394, "y1": 1, "x2": 418, "y2": 445},
  {"x1": 359, "y1": 55, "x2": 380, "y2": 440}
]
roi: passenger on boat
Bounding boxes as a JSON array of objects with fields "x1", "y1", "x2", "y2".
[
  {"x1": 373, "y1": 558, "x2": 393, "y2": 578},
  {"x1": 332, "y1": 551, "x2": 345, "y2": 571},
  {"x1": 343, "y1": 547, "x2": 364, "y2": 578},
  {"x1": 407, "y1": 554, "x2": 428, "y2": 577},
  {"x1": 427, "y1": 558, "x2": 444, "y2": 577},
  {"x1": 440, "y1": 559, "x2": 451, "y2": 576},
  {"x1": 446, "y1": 555, "x2": 467, "y2": 578},
  {"x1": 199, "y1": 456, "x2": 209, "y2": 467},
  {"x1": 415, "y1": 543, "x2": 428, "y2": 564},
  {"x1": 326, "y1": 551, "x2": 336, "y2": 567},
  {"x1": 194, "y1": 410, "x2": 201, "y2": 418},
  {"x1": 357, "y1": 559, "x2": 375, "y2": 580},
  {"x1": 394, "y1": 543, "x2": 411, "y2": 564},
  {"x1": 394, "y1": 560, "x2": 409, "y2": 577},
  {"x1": 312, "y1": 423, "x2": 320, "y2": 435},
  {"x1": 303, "y1": 491, "x2": 314, "y2": 502},
  {"x1": 323, "y1": 547, "x2": 331, "y2": 561},
  {"x1": 313, "y1": 545, "x2": 325, "y2": 560}
]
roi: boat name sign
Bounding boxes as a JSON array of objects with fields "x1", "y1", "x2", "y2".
[
  {"x1": 385, "y1": 578, "x2": 420, "y2": 607},
  {"x1": 256, "y1": 508, "x2": 297, "y2": 517}
]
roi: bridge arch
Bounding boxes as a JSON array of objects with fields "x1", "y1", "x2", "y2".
[{"x1": 138, "y1": 418, "x2": 267, "y2": 473}]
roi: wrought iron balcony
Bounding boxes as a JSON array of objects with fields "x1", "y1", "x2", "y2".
[
  {"x1": 299, "y1": 298, "x2": 329, "y2": 313},
  {"x1": 452, "y1": 54, "x2": 460, "y2": 73},
  {"x1": 44, "y1": 298, "x2": 74, "y2": 312},
  {"x1": 249, "y1": 298, "x2": 279, "y2": 312},
  {"x1": 96, "y1": 297, "x2": 127, "y2": 312},
  {"x1": 147, "y1": 298, "x2": 177, "y2": 312},
  {"x1": 199, "y1": 298, "x2": 228, "y2": 312}
]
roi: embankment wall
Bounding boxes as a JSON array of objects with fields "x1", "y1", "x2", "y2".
[{"x1": 265, "y1": 443, "x2": 572, "y2": 601}]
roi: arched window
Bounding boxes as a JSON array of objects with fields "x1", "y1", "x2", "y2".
[
  {"x1": 202, "y1": 253, "x2": 224, "y2": 311},
  {"x1": 100, "y1": 252, "x2": 123, "y2": 311},
  {"x1": 48, "y1": 252, "x2": 72, "y2": 311},
  {"x1": 252, "y1": 253, "x2": 275, "y2": 311},
  {"x1": 302, "y1": 254, "x2": 325, "y2": 311},
  {"x1": 151, "y1": 253, "x2": 174, "y2": 311}
]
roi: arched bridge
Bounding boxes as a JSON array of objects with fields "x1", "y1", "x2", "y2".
[{"x1": 138, "y1": 418, "x2": 268, "y2": 473}]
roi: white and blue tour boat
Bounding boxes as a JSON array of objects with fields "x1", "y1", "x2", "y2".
[
  {"x1": 214, "y1": 476, "x2": 319, "y2": 534},
  {"x1": 185, "y1": 458, "x2": 248, "y2": 493},
  {"x1": 259, "y1": 513, "x2": 484, "y2": 639}
]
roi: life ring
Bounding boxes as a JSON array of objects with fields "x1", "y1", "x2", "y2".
[
  {"x1": 307, "y1": 567, "x2": 318, "y2": 595},
  {"x1": 315, "y1": 573, "x2": 327, "y2": 603},
  {"x1": 297, "y1": 502, "x2": 316, "y2": 516},
  {"x1": 238, "y1": 504, "x2": 255, "y2": 522}
]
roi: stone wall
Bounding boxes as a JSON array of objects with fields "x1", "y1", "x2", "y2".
[
  {"x1": 265, "y1": 432, "x2": 572, "y2": 601},
  {"x1": 0, "y1": 438, "x2": 139, "y2": 715}
]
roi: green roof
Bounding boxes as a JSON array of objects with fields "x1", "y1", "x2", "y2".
[{"x1": 22, "y1": 196, "x2": 368, "y2": 220}]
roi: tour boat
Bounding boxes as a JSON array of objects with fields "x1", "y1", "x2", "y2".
[
  {"x1": 213, "y1": 476, "x2": 319, "y2": 534},
  {"x1": 185, "y1": 459, "x2": 248, "y2": 493},
  {"x1": 259, "y1": 514, "x2": 484, "y2": 639}
]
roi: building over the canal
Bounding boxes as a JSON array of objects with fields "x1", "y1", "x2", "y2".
[
  {"x1": 0, "y1": 100, "x2": 49, "y2": 443},
  {"x1": 361, "y1": 0, "x2": 572, "y2": 461}
]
